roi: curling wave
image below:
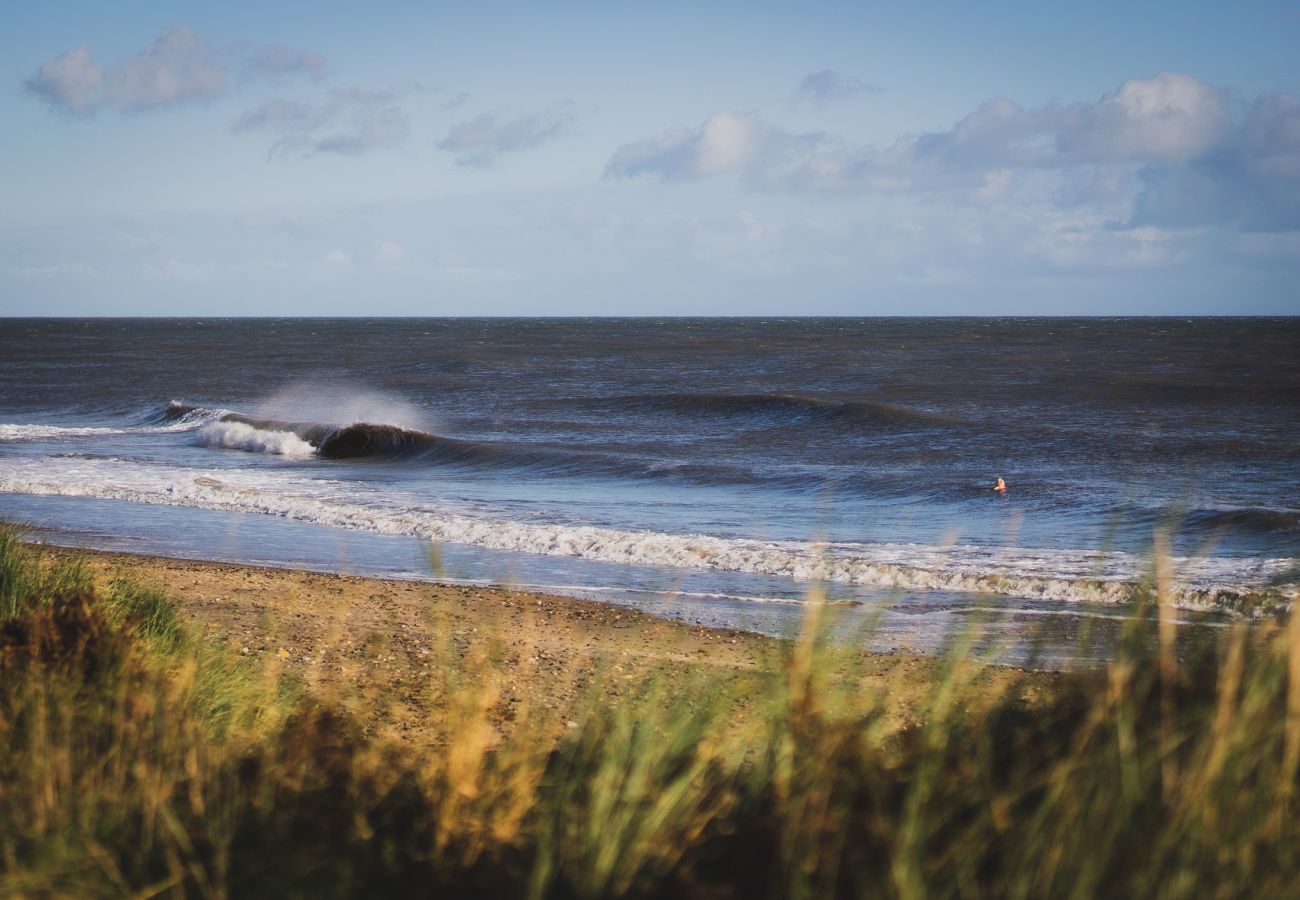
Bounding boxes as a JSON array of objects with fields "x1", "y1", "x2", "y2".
[{"x1": 169, "y1": 402, "x2": 821, "y2": 487}]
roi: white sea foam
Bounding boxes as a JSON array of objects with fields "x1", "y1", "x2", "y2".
[
  {"x1": 0, "y1": 409, "x2": 223, "y2": 442},
  {"x1": 0, "y1": 456, "x2": 1292, "y2": 613},
  {"x1": 194, "y1": 421, "x2": 317, "y2": 458},
  {"x1": 0, "y1": 424, "x2": 118, "y2": 440}
]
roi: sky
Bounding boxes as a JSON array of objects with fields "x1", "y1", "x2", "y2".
[{"x1": 2, "y1": 1, "x2": 1299, "y2": 315}]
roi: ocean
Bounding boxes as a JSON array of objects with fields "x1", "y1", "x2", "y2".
[{"x1": 1, "y1": 317, "x2": 1296, "y2": 663}]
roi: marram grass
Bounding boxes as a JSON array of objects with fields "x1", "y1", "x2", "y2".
[{"x1": 0, "y1": 523, "x2": 1297, "y2": 899}]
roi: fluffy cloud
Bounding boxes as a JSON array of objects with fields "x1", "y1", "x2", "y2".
[
  {"x1": 607, "y1": 73, "x2": 1300, "y2": 232},
  {"x1": 1128, "y1": 93, "x2": 1300, "y2": 232},
  {"x1": 436, "y1": 108, "x2": 574, "y2": 166},
  {"x1": 795, "y1": 70, "x2": 881, "y2": 104},
  {"x1": 25, "y1": 27, "x2": 326, "y2": 117},
  {"x1": 232, "y1": 88, "x2": 409, "y2": 157},
  {"x1": 1053, "y1": 73, "x2": 1229, "y2": 164},
  {"x1": 26, "y1": 26, "x2": 223, "y2": 115},
  {"x1": 604, "y1": 112, "x2": 822, "y2": 181}
]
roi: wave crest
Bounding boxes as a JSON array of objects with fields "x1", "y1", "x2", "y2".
[
  {"x1": 1, "y1": 404, "x2": 224, "y2": 442},
  {"x1": 581, "y1": 393, "x2": 962, "y2": 429},
  {"x1": 195, "y1": 422, "x2": 317, "y2": 458},
  {"x1": 309, "y1": 423, "x2": 440, "y2": 459}
]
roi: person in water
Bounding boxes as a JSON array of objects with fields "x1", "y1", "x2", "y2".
[{"x1": 993, "y1": 476, "x2": 1007, "y2": 494}]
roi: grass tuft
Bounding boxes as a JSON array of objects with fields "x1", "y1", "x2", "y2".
[{"x1": 0, "y1": 524, "x2": 1297, "y2": 897}]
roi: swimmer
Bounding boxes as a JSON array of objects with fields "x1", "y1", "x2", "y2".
[{"x1": 993, "y1": 476, "x2": 1007, "y2": 494}]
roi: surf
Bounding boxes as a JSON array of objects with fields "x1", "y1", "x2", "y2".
[{"x1": 0, "y1": 456, "x2": 1292, "y2": 615}]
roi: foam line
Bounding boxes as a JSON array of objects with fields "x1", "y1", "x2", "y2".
[{"x1": 0, "y1": 457, "x2": 1291, "y2": 614}]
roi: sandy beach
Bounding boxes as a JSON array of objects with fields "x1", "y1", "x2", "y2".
[{"x1": 47, "y1": 545, "x2": 1059, "y2": 747}]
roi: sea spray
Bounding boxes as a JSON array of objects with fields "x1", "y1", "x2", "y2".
[{"x1": 252, "y1": 381, "x2": 432, "y2": 434}]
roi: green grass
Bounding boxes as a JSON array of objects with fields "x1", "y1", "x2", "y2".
[{"x1": 0, "y1": 522, "x2": 1297, "y2": 898}]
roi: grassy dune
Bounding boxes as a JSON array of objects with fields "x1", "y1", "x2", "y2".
[{"x1": 1, "y1": 524, "x2": 1298, "y2": 898}]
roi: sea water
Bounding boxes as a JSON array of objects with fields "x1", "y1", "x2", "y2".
[{"x1": 2, "y1": 318, "x2": 1295, "y2": 663}]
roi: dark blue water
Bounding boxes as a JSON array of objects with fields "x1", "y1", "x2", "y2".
[{"x1": 1, "y1": 318, "x2": 1295, "y2": 646}]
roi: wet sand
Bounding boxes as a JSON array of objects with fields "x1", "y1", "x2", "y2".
[{"x1": 49, "y1": 545, "x2": 1060, "y2": 746}]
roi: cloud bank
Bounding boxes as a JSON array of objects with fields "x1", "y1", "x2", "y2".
[{"x1": 607, "y1": 73, "x2": 1300, "y2": 232}]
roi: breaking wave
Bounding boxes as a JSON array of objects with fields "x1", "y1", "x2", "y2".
[
  {"x1": 171, "y1": 402, "x2": 818, "y2": 486},
  {"x1": 164, "y1": 402, "x2": 446, "y2": 461},
  {"x1": 194, "y1": 421, "x2": 317, "y2": 458},
  {"x1": 0, "y1": 457, "x2": 1292, "y2": 615}
]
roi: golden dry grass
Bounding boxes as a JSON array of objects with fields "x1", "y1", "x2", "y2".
[{"x1": 1, "y1": 524, "x2": 1298, "y2": 898}]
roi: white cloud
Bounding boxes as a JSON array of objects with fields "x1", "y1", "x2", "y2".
[
  {"x1": 1055, "y1": 73, "x2": 1229, "y2": 164},
  {"x1": 604, "y1": 112, "x2": 823, "y2": 181},
  {"x1": 324, "y1": 249, "x2": 350, "y2": 266},
  {"x1": 233, "y1": 88, "x2": 409, "y2": 157},
  {"x1": 1019, "y1": 211, "x2": 1188, "y2": 269},
  {"x1": 436, "y1": 108, "x2": 574, "y2": 167},
  {"x1": 1129, "y1": 92, "x2": 1300, "y2": 232},
  {"x1": 25, "y1": 27, "x2": 328, "y2": 117},
  {"x1": 607, "y1": 73, "x2": 1300, "y2": 232},
  {"x1": 26, "y1": 26, "x2": 224, "y2": 116},
  {"x1": 24, "y1": 46, "x2": 105, "y2": 116}
]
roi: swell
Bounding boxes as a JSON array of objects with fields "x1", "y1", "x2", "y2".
[
  {"x1": 568, "y1": 393, "x2": 965, "y2": 429},
  {"x1": 1, "y1": 404, "x2": 224, "y2": 441},
  {"x1": 171, "y1": 402, "x2": 825, "y2": 489},
  {"x1": 1109, "y1": 503, "x2": 1300, "y2": 539},
  {"x1": 1184, "y1": 506, "x2": 1300, "y2": 535},
  {"x1": 0, "y1": 462, "x2": 1292, "y2": 614},
  {"x1": 20, "y1": 404, "x2": 1300, "y2": 534},
  {"x1": 300, "y1": 418, "x2": 820, "y2": 488},
  {"x1": 29, "y1": 404, "x2": 1300, "y2": 526}
]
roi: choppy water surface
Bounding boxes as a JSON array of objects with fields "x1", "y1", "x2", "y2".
[{"x1": 1, "y1": 318, "x2": 1296, "y2": 661}]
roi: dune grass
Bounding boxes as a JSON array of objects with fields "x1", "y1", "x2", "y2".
[{"x1": 0, "y1": 523, "x2": 1297, "y2": 898}]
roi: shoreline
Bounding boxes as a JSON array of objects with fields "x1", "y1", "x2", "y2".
[{"x1": 41, "y1": 543, "x2": 1061, "y2": 744}]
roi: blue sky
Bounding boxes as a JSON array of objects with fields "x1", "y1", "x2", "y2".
[{"x1": 3, "y1": 1, "x2": 1299, "y2": 314}]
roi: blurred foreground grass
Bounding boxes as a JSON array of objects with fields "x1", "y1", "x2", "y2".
[{"x1": 1, "y1": 523, "x2": 1297, "y2": 898}]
